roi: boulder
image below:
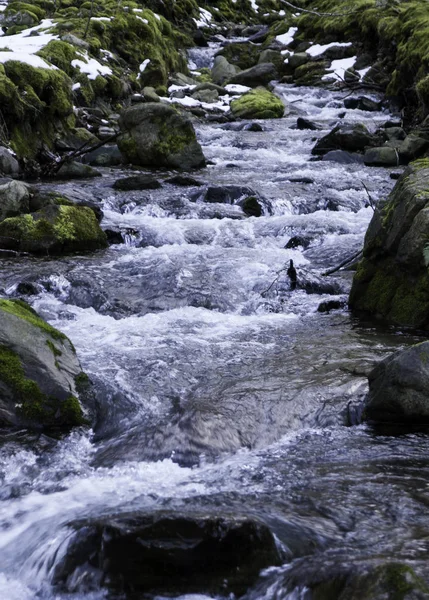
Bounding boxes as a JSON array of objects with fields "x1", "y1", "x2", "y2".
[
  {"x1": 0, "y1": 180, "x2": 31, "y2": 221},
  {"x1": 364, "y1": 147, "x2": 399, "y2": 166},
  {"x1": 0, "y1": 204, "x2": 108, "y2": 254},
  {"x1": 82, "y1": 145, "x2": 124, "y2": 167},
  {"x1": 297, "y1": 117, "x2": 322, "y2": 131},
  {"x1": 142, "y1": 86, "x2": 160, "y2": 103},
  {"x1": 398, "y1": 134, "x2": 429, "y2": 164},
  {"x1": 211, "y1": 56, "x2": 240, "y2": 86},
  {"x1": 344, "y1": 96, "x2": 382, "y2": 112},
  {"x1": 287, "y1": 52, "x2": 310, "y2": 69},
  {"x1": 0, "y1": 299, "x2": 87, "y2": 430},
  {"x1": 230, "y1": 89, "x2": 284, "y2": 120},
  {"x1": 312, "y1": 123, "x2": 376, "y2": 155},
  {"x1": 257, "y1": 49, "x2": 285, "y2": 72},
  {"x1": 365, "y1": 341, "x2": 429, "y2": 423},
  {"x1": 293, "y1": 60, "x2": 329, "y2": 86},
  {"x1": 192, "y1": 82, "x2": 228, "y2": 96},
  {"x1": 349, "y1": 160, "x2": 429, "y2": 327},
  {"x1": 217, "y1": 42, "x2": 260, "y2": 70},
  {"x1": 192, "y1": 89, "x2": 219, "y2": 103},
  {"x1": 228, "y1": 63, "x2": 278, "y2": 88},
  {"x1": 113, "y1": 174, "x2": 162, "y2": 191},
  {"x1": 52, "y1": 511, "x2": 282, "y2": 597},
  {"x1": 322, "y1": 150, "x2": 364, "y2": 164},
  {"x1": 166, "y1": 175, "x2": 204, "y2": 186},
  {"x1": 0, "y1": 147, "x2": 20, "y2": 176},
  {"x1": 118, "y1": 103, "x2": 206, "y2": 170},
  {"x1": 194, "y1": 185, "x2": 257, "y2": 204},
  {"x1": 56, "y1": 161, "x2": 102, "y2": 179}
]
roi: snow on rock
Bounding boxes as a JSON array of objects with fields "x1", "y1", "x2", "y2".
[
  {"x1": 72, "y1": 54, "x2": 112, "y2": 79},
  {"x1": 307, "y1": 42, "x2": 352, "y2": 57},
  {"x1": 276, "y1": 27, "x2": 297, "y2": 46},
  {"x1": 322, "y1": 56, "x2": 357, "y2": 81},
  {"x1": 0, "y1": 52, "x2": 54, "y2": 69},
  {"x1": 194, "y1": 7, "x2": 213, "y2": 28},
  {"x1": 139, "y1": 58, "x2": 150, "y2": 73},
  {"x1": 225, "y1": 84, "x2": 251, "y2": 94}
]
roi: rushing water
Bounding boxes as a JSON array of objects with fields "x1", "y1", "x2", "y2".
[{"x1": 1, "y1": 76, "x2": 429, "y2": 598}]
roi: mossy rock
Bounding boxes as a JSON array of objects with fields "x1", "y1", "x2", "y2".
[
  {"x1": 0, "y1": 299, "x2": 88, "y2": 430},
  {"x1": 230, "y1": 89, "x2": 284, "y2": 120},
  {"x1": 217, "y1": 42, "x2": 260, "y2": 70},
  {"x1": 118, "y1": 102, "x2": 206, "y2": 170},
  {"x1": 0, "y1": 204, "x2": 108, "y2": 254}
]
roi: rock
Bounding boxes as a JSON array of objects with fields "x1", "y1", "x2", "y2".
[
  {"x1": 55, "y1": 128, "x2": 99, "y2": 152},
  {"x1": 257, "y1": 49, "x2": 284, "y2": 72},
  {"x1": 192, "y1": 82, "x2": 228, "y2": 96},
  {"x1": 195, "y1": 185, "x2": 258, "y2": 205},
  {"x1": 384, "y1": 127, "x2": 406, "y2": 142},
  {"x1": 398, "y1": 134, "x2": 429, "y2": 163},
  {"x1": 217, "y1": 42, "x2": 260, "y2": 70},
  {"x1": 0, "y1": 180, "x2": 31, "y2": 222},
  {"x1": 297, "y1": 117, "x2": 322, "y2": 131},
  {"x1": 0, "y1": 204, "x2": 108, "y2": 254},
  {"x1": 287, "y1": 52, "x2": 310, "y2": 69},
  {"x1": 247, "y1": 26, "x2": 270, "y2": 43},
  {"x1": 246, "y1": 122, "x2": 263, "y2": 132},
  {"x1": 349, "y1": 160, "x2": 429, "y2": 328},
  {"x1": 312, "y1": 123, "x2": 376, "y2": 155},
  {"x1": 105, "y1": 229, "x2": 125, "y2": 245},
  {"x1": 97, "y1": 126, "x2": 116, "y2": 140},
  {"x1": 0, "y1": 299, "x2": 87, "y2": 430},
  {"x1": 228, "y1": 63, "x2": 278, "y2": 88},
  {"x1": 52, "y1": 511, "x2": 282, "y2": 597},
  {"x1": 344, "y1": 67, "x2": 360, "y2": 83},
  {"x1": 82, "y1": 145, "x2": 124, "y2": 167},
  {"x1": 211, "y1": 56, "x2": 240, "y2": 86},
  {"x1": 166, "y1": 175, "x2": 204, "y2": 186},
  {"x1": 365, "y1": 341, "x2": 429, "y2": 423},
  {"x1": 16, "y1": 282, "x2": 39, "y2": 296},
  {"x1": 320, "y1": 44, "x2": 356, "y2": 61},
  {"x1": 0, "y1": 147, "x2": 20, "y2": 176},
  {"x1": 113, "y1": 175, "x2": 162, "y2": 191},
  {"x1": 317, "y1": 300, "x2": 345, "y2": 313},
  {"x1": 322, "y1": 150, "x2": 365, "y2": 164},
  {"x1": 344, "y1": 96, "x2": 382, "y2": 112},
  {"x1": 364, "y1": 147, "x2": 399, "y2": 166},
  {"x1": 237, "y1": 196, "x2": 263, "y2": 217},
  {"x1": 285, "y1": 235, "x2": 312, "y2": 249},
  {"x1": 118, "y1": 103, "x2": 206, "y2": 170},
  {"x1": 293, "y1": 60, "x2": 329, "y2": 86},
  {"x1": 61, "y1": 33, "x2": 90, "y2": 50},
  {"x1": 169, "y1": 72, "x2": 196, "y2": 86},
  {"x1": 56, "y1": 162, "x2": 102, "y2": 179},
  {"x1": 192, "y1": 89, "x2": 219, "y2": 103},
  {"x1": 230, "y1": 89, "x2": 284, "y2": 120},
  {"x1": 142, "y1": 86, "x2": 160, "y2": 102}
]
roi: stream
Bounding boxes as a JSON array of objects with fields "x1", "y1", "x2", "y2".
[{"x1": 1, "y1": 54, "x2": 429, "y2": 598}]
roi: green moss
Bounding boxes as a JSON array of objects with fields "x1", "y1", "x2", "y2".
[
  {"x1": 46, "y1": 339, "x2": 63, "y2": 357},
  {"x1": 6, "y1": 2, "x2": 46, "y2": 20},
  {"x1": 230, "y1": 89, "x2": 284, "y2": 120},
  {"x1": 37, "y1": 40, "x2": 79, "y2": 76},
  {"x1": 0, "y1": 299, "x2": 67, "y2": 340}
]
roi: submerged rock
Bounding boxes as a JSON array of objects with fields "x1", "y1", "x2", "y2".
[
  {"x1": 349, "y1": 160, "x2": 429, "y2": 328},
  {"x1": 312, "y1": 123, "x2": 376, "y2": 156},
  {"x1": 365, "y1": 341, "x2": 429, "y2": 423},
  {"x1": 230, "y1": 89, "x2": 284, "y2": 120},
  {"x1": 113, "y1": 174, "x2": 162, "y2": 191},
  {"x1": 0, "y1": 299, "x2": 87, "y2": 430},
  {"x1": 53, "y1": 511, "x2": 282, "y2": 597},
  {"x1": 118, "y1": 103, "x2": 206, "y2": 170}
]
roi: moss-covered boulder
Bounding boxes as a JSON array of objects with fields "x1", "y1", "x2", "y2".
[
  {"x1": 118, "y1": 102, "x2": 206, "y2": 170},
  {"x1": 349, "y1": 160, "x2": 429, "y2": 328},
  {"x1": 0, "y1": 180, "x2": 31, "y2": 221},
  {"x1": 217, "y1": 42, "x2": 260, "y2": 70},
  {"x1": 230, "y1": 89, "x2": 284, "y2": 120},
  {"x1": 0, "y1": 299, "x2": 87, "y2": 430},
  {"x1": 0, "y1": 204, "x2": 108, "y2": 254}
]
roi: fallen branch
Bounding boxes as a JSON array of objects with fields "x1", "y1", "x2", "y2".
[
  {"x1": 322, "y1": 249, "x2": 362, "y2": 276},
  {"x1": 361, "y1": 180, "x2": 376, "y2": 212},
  {"x1": 279, "y1": 0, "x2": 357, "y2": 17}
]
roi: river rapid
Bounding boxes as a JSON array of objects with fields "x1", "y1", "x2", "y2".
[{"x1": 1, "y1": 65, "x2": 429, "y2": 598}]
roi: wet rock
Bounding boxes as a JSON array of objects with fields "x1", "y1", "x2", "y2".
[
  {"x1": 365, "y1": 341, "x2": 429, "y2": 423},
  {"x1": 317, "y1": 300, "x2": 345, "y2": 313},
  {"x1": 384, "y1": 126, "x2": 406, "y2": 142},
  {"x1": 321, "y1": 44, "x2": 357, "y2": 61},
  {"x1": 166, "y1": 175, "x2": 204, "y2": 186},
  {"x1": 66, "y1": 278, "x2": 109, "y2": 311},
  {"x1": 293, "y1": 60, "x2": 329, "y2": 86},
  {"x1": 142, "y1": 86, "x2": 160, "y2": 102},
  {"x1": 287, "y1": 52, "x2": 310, "y2": 70},
  {"x1": 246, "y1": 122, "x2": 263, "y2": 132},
  {"x1": 82, "y1": 145, "x2": 124, "y2": 167},
  {"x1": 297, "y1": 117, "x2": 322, "y2": 131},
  {"x1": 192, "y1": 82, "x2": 228, "y2": 96},
  {"x1": 322, "y1": 150, "x2": 365, "y2": 164},
  {"x1": 349, "y1": 161, "x2": 429, "y2": 328},
  {"x1": 192, "y1": 89, "x2": 219, "y2": 103},
  {"x1": 217, "y1": 42, "x2": 260, "y2": 70},
  {"x1": 193, "y1": 28, "x2": 208, "y2": 47},
  {"x1": 237, "y1": 196, "x2": 263, "y2": 217},
  {"x1": 113, "y1": 174, "x2": 162, "y2": 191},
  {"x1": 104, "y1": 229, "x2": 125, "y2": 245},
  {"x1": 285, "y1": 235, "x2": 312, "y2": 249},
  {"x1": 0, "y1": 299, "x2": 87, "y2": 430},
  {"x1": 56, "y1": 161, "x2": 102, "y2": 179},
  {"x1": 257, "y1": 49, "x2": 285, "y2": 72},
  {"x1": 247, "y1": 26, "x2": 270, "y2": 43},
  {"x1": 0, "y1": 147, "x2": 20, "y2": 176},
  {"x1": 193, "y1": 185, "x2": 257, "y2": 205},
  {"x1": 53, "y1": 511, "x2": 282, "y2": 597},
  {"x1": 312, "y1": 124, "x2": 376, "y2": 156},
  {"x1": 118, "y1": 103, "x2": 206, "y2": 170},
  {"x1": 344, "y1": 96, "x2": 382, "y2": 112},
  {"x1": 230, "y1": 89, "x2": 284, "y2": 120},
  {"x1": 228, "y1": 63, "x2": 278, "y2": 88},
  {"x1": 0, "y1": 180, "x2": 31, "y2": 221},
  {"x1": 16, "y1": 281, "x2": 39, "y2": 296},
  {"x1": 211, "y1": 56, "x2": 240, "y2": 86},
  {"x1": 364, "y1": 147, "x2": 399, "y2": 167},
  {"x1": 0, "y1": 204, "x2": 107, "y2": 254},
  {"x1": 398, "y1": 134, "x2": 429, "y2": 163}
]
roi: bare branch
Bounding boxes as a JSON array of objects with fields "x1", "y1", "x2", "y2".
[
  {"x1": 278, "y1": 0, "x2": 357, "y2": 17},
  {"x1": 322, "y1": 249, "x2": 362, "y2": 276}
]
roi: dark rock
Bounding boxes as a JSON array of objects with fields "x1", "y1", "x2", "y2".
[
  {"x1": 398, "y1": 135, "x2": 429, "y2": 163},
  {"x1": 237, "y1": 196, "x2": 262, "y2": 217},
  {"x1": 113, "y1": 174, "x2": 162, "y2": 191},
  {"x1": 312, "y1": 124, "x2": 376, "y2": 156},
  {"x1": 0, "y1": 180, "x2": 31, "y2": 221},
  {"x1": 118, "y1": 103, "x2": 206, "y2": 170},
  {"x1": 344, "y1": 96, "x2": 382, "y2": 112},
  {"x1": 52, "y1": 511, "x2": 282, "y2": 597},
  {"x1": 247, "y1": 26, "x2": 270, "y2": 43},
  {"x1": 365, "y1": 342, "x2": 429, "y2": 423},
  {"x1": 104, "y1": 229, "x2": 125, "y2": 245},
  {"x1": 193, "y1": 29, "x2": 208, "y2": 47},
  {"x1": 287, "y1": 52, "x2": 309, "y2": 70},
  {"x1": 195, "y1": 185, "x2": 257, "y2": 205},
  {"x1": 0, "y1": 147, "x2": 20, "y2": 176},
  {"x1": 56, "y1": 162, "x2": 102, "y2": 179},
  {"x1": 211, "y1": 56, "x2": 240, "y2": 86},
  {"x1": 317, "y1": 300, "x2": 345, "y2": 313},
  {"x1": 16, "y1": 282, "x2": 39, "y2": 296},
  {"x1": 285, "y1": 236, "x2": 312, "y2": 249},
  {"x1": 288, "y1": 177, "x2": 314, "y2": 184},
  {"x1": 166, "y1": 175, "x2": 204, "y2": 186},
  {"x1": 297, "y1": 117, "x2": 322, "y2": 131},
  {"x1": 82, "y1": 145, "x2": 124, "y2": 167},
  {"x1": 228, "y1": 63, "x2": 278, "y2": 88},
  {"x1": 322, "y1": 150, "x2": 365, "y2": 164},
  {"x1": 192, "y1": 89, "x2": 219, "y2": 103},
  {"x1": 246, "y1": 122, "x2": 263, "y2": 132},
  {"x1": 217, "y1": 42, "x2": 260, "y2": 70},
  {"x1": 320, "y1": 44, "x2": 356, "y2": 61},
  {"x1": 364, "y1": 147, "x2": 399, "y2": 167},
  {"x1": 192, "y1": 82, "x2": 228, "y2": 96}
]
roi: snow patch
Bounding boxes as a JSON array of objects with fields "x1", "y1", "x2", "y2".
[
  {"x1": 72, "y1": 54, "x2": 112, "y2": 79},
  {"x1": 139, "y1": 58, "x2": 151, "y2": 73},
  {"x1": 276, "y1": 27, "x2": 297, "y2": 46},
  {"x1": 307, "y1": 42, "x2": 352, "y2": 58},
  {"x1": 322, "y1": 56, "x2": 357, "y2": 81}
]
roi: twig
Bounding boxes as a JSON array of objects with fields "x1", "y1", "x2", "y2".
[
  {"x1": 278, "y1": 0, "x2": 357, "y2": 17},
  {"x1": 361, "y1": 180, "x2": 376, "y2": 212},
  {"x1": 322, "y1": 249, "x2": 362, "y2": 276}
]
